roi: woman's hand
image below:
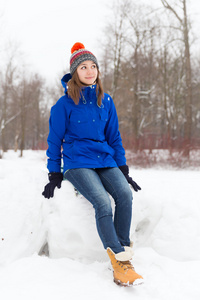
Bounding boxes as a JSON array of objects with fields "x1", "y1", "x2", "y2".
[
  {"x1": 42, "y1": 172, "x2": 63, "y2": 199},
  {"x1": 119, "y1": 165, "x2": 141, "y2": 192}
]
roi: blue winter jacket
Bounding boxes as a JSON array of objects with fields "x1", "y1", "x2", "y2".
[{"x1": 46, "y1": 73, "x2": 126, "y2": 174}]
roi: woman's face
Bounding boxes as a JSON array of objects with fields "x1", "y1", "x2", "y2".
[{"x1": 77, "y1": 60, "x2": 98, "y2": 85}]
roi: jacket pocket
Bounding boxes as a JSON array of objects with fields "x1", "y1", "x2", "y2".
[
  {"x1": 98, "y1": 110, "x2": 108, "y2": 138},
  {"x1": 69, "y1": 111, "x2": 89, "y2": 138},
  {"x1": 63, "y1": 141, "x2": 74, "y2": 160},
  {"x1": 99, "y1": 109, "x2": 108, "y2": 122}
]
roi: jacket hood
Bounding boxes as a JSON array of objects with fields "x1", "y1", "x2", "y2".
[{"x1": 61, "y1": 73, "x2": 72, "y2": 94}]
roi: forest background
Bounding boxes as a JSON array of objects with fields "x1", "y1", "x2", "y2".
[{"x1": 0, "y1": 0, "x2": 200, "y2": 168}]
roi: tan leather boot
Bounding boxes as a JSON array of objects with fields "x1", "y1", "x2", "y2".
[{"x1": 107, "y1": 247, "x2": 143, "y2": 286}]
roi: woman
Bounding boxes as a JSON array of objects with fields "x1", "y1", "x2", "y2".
[{"x1": 42, "y1": 43, "x2": 143, "y2": 286}]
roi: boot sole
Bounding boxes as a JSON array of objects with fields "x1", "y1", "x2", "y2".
[{"x1": 114, "y1": 278, "x2": 144, "y2": 287}]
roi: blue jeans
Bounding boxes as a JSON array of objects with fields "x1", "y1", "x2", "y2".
[{"x1": 64, "y1": 167, "x2": 133, "y2": 254}]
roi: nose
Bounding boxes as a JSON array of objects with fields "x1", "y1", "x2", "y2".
[{"x1": 87, "y1": 68, "x2": 93, "y2": 74}]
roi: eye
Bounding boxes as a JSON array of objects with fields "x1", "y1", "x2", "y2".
[
  {"x1": 91, "y1": 64, "x2": 96, "y2": 69},
  {"x1": 81, "y1": 66, "x2": 86, "y2": 70}
]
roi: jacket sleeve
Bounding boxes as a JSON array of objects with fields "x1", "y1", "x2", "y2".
[
  {"x1": 46, "y1": 99, "x2": 68, "y2": 173},
  {"x1": 104, "y1": 96, "x2": 126, "y2": 166}
]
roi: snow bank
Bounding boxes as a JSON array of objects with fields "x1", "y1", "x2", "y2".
[
  {"x1": 130, "y1": 168, "x2": 200, "y2": 261},
  {"x1": 45, "y1": 180, "x2": 107, "y2": 262},
  {"x1": 0, "y1": 151, "x2": 47, "y2": 264},
  {"x1": 0, "y1": 150, "x2": 200, "y2": 300}
]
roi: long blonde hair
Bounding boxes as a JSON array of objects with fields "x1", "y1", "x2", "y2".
[{"x1": 67, "y1": 69, "x2": 104, "y2": 106}]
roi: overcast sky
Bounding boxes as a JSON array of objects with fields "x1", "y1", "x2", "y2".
[{"x1": 1, "y1": 0, "x2": 200, "y2": 84}]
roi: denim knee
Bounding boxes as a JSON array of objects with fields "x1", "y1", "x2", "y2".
[
  {"x1": 116, "y1": 184, "x2": 133, "y2": 205},
  {"x1": 93, "y1": 200, "x2": 113, "y2": 220}
]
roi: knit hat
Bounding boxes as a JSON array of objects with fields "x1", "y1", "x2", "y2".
[{"x1": 70, "y1": 42, "x2": 99, "y2": 76}]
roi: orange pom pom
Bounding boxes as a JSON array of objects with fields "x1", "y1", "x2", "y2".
[{"x1": 71, "y1": 42, "x2": 85, "y2": 54}]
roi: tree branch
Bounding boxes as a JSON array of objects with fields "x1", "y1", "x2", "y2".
[{"x1": 161, "y1": 0, "x2": 183, "y2": 24}]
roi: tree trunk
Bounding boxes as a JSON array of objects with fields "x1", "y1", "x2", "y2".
[
  {"x1": 161, "y1": 0, "x2": 192, "y2": 158},
  {"x1": 131, "y1": 47, "x2": 140, "y2": 152},
  {"x1": 183, "y1": 0, "x2": 192, "y2": 157}
]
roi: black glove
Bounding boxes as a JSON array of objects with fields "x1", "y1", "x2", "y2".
[
  {"x1": 119, "y1": 165, "x2": 141, "y2": 192},
  {"x1": 42, "y1": 172, "x2": 63, "y2": 199}
]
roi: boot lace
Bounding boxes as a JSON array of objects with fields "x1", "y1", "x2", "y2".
[{"x1": 117, "y1": 260, "x2": 135, "y2": 271}]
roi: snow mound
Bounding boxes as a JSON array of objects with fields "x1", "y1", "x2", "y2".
[
  {"x1": 1, "y1": 151, "x2": 200, "y2": 300},
  {"x1": 45, "y1": 180, "x2": 107, "y2": 262},
  {"x1": 1, "y1": 151, "x2": 200, "y2": 265}
]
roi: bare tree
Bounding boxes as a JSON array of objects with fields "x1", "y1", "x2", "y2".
[
  {"x1": 121, "y1": 2, "x2": 161, "y2": 151},
  {"x1": 0, "y1": 51, "x2": 17, "y2": 155},
  {"x1": 100, "y1": 0, "x2": 130, "y2": 101},
  {"x1": 161, "y1": 0, "x2": 192, "y2": 157}
]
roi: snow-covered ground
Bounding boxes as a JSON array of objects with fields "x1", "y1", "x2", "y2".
[{"x1": 0, "y1": 150, "x2": 200, "y2": 300}]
